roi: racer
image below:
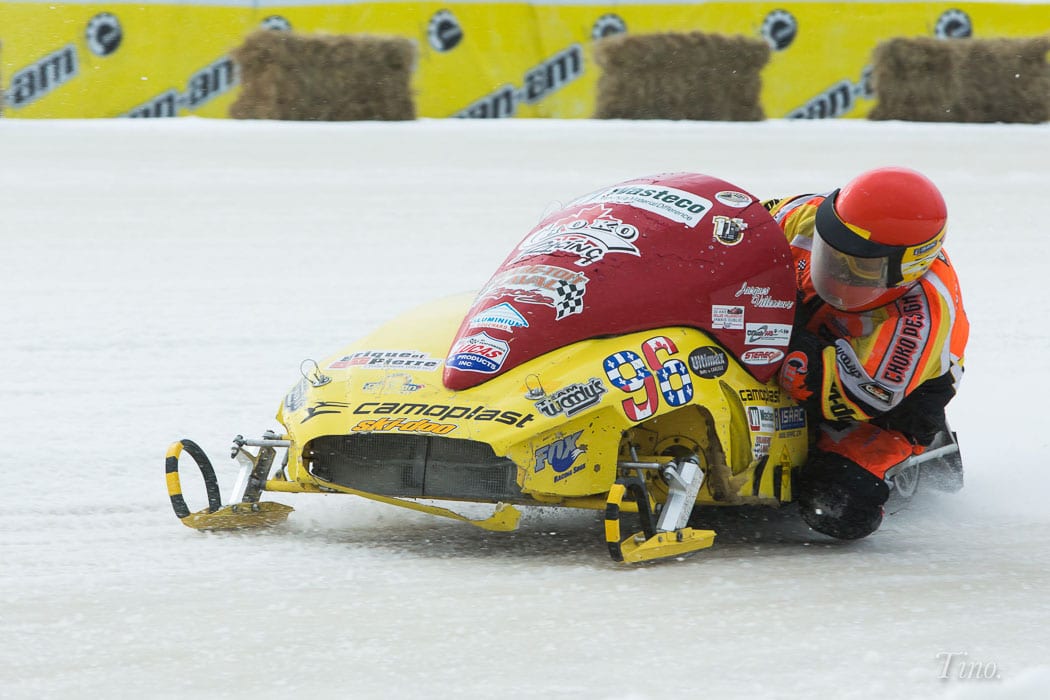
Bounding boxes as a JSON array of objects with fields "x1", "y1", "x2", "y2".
[{"x1": 765, "y1": 167, "x2": 969, "y2": 540}]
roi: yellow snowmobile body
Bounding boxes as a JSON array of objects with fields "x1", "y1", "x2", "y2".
[{"x1": 166, "y1": 173, "x2": 812, "y2": 563}]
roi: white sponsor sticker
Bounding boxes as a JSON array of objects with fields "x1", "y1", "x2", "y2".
[
  {"x1": 712, "y1": 305, "x2": 745, "y2": 330},
  {"x1": 716, "y1": 190, "x2": 752, "y2": 208},
  {"x1": 745, "y1": 322, "x2": 793, "y2": 346},
  {"x1": 740, "y1": 348, "x2": 785, "y2": 366},
  {"x1": 574, "y1": 185, "x2": 713, "y2": 228},
  {"x1": 468, "y1": 302, "x2": 529, "y2": 332},
  {"x1": 747, "y1": 405, "x2": 777, "y2": 433}
]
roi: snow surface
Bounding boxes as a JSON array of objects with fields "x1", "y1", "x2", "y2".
[{"x1": 2, "y1": 118, "x2": 1048, "y2": 699}]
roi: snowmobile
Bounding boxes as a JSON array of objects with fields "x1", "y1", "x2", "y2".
[{"x1": 165, "y1": 172, "x2": 962, "y2": 563}]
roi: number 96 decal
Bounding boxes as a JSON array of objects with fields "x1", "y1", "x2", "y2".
[{"x1": 602, "y1": 336, "x2": 693, "y2": 421}]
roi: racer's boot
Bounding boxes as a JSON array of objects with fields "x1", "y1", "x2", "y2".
[
  {"x1": 796, "y1": 422, "x2": 912, "y2": 540},
  {"x1": 796, "y1": 453, "x2": 889, "y2": 540}
]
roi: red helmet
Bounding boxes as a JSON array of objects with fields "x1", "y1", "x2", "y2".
[{"x1": 811, "y1": 167, "x2": 947, "y2": 311}]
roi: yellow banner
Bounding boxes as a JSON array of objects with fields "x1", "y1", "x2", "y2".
[{"x1": 1, "y1": 2, "x2": 1047, "y2": 119}]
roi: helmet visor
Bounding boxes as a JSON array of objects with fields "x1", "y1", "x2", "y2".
[{"x1": 811, "y1": 231, "x2": 894, "y2": 311}]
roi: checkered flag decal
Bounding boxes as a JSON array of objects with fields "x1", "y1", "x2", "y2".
[{"x1": 552, "y1": 279, "x2": 586, "y2": 319}]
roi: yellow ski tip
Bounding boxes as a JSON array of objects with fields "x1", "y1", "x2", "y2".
[
  {"x1": 473, "y1": 502, "x2": 522, "y2": 532},
  {"x1": 617, "y1": 527, "x2": 717, "y2": 564},
  {"x1": 179, "y1": 502, "x2": 294, "y2": 531}
]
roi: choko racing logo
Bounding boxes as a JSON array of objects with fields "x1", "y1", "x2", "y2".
[{"x1": 513, "y1": 204, "x2": 641, "y2": 267}]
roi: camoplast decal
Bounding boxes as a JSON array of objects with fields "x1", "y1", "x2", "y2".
[
  {"x1": 329, "y1": 350, "x2": 443, "y2": 371},
  {"x1": 739, "y1": 387, "x2": 781, "y2": 403},
  {"x1": 715, "y1": 191, "x2": 753, "y2": 208},
  {"x1": 712, "y1": 216, "x2": 747, "y2": 246},
  {"x1": 532, "y1": 377, "x2": 607, "y2": 418},
  {"x1": 478, "y1": 264, "x2": 588, "y2": 320},
  {"x1": 513, "y1": 204, "x2": 641, "y2": 267},
  {"x1": 468, "y1": 302, "x2": 529, "y2": 332},
  {"x1": 735, "y1": 281, "x2": 795, "y2": 309},
  {"x1": 712, "y1": 305, "x2": 745, "y2": 330},
  {"x1": 740, "y1": 348, "x2": 785, "y2": 366},
  {"x1": 688, "y1": 347, "x2": 728, "y2": 379},
  {"x1": 603, "y1": 336, "x2": 693, "y2": 422},
  {"x1": 747, "y1": 406, "x2": 777, "y2": 433},
  {"x1": 447, "y1": 332, "x2": 510, "y2": 374},
  {"x1": 745, "y1": 323, "x2": 793, "y2": 346},
  {"x1": 351, "y1": 418, "x2": 456, "y2": 435},
  {"x1": 534, "y1": 431, "x2": 587, "y2": 483},
  {"x1": 776, "y1": 406, "x2": 807, "y2": 431},
  {"x1": 362, "y1": 373, "x2": 424, "y2": 394},
  {"x1": 573, "y1": 185, "x2": 713, "y2": 228},
  {"x1": 352, "y1": 401, "x2": 535, "y2": 428}
]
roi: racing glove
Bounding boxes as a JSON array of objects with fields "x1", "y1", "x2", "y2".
[{"x1": 778, "y1": 329, "x2": 823, "y2": 411}]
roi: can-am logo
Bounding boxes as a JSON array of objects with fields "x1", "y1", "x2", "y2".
[
  {"x1": 740, "y1": 348, "x2": 785, "y2": 366},
  {"x1": 447, "y1": 332, "x2": 510, "y2": 374}
]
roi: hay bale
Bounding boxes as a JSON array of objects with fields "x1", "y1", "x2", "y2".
[
  {"x1": 870, "y1": 35, "x2": 1050, "y2": 123},
  {"x1": 594, "y1": 32, "x2": 769, "y2": 120},
  {"x1": 230, "y1": 30, "x2": 416, "y2": 121}
]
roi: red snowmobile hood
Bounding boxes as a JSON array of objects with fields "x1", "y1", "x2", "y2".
[{"x1": 443, "y1": 172, "x2": 797, "y2": 390}]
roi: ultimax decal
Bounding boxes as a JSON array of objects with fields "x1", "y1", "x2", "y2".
[
  {"x1": 353, "y1": 401, "x2": 535, "y2": 428},
  {"x1": 533, "y1": 377, "x2": 607, "y2": 418}
]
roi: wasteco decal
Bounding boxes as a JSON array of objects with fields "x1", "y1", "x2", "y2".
[
  {"x1": 352, "y1": 401, "x2": 535, "y2": 428},
  {"x1": 574, "y1": 185, "x2": 712, "y2": 228}
]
